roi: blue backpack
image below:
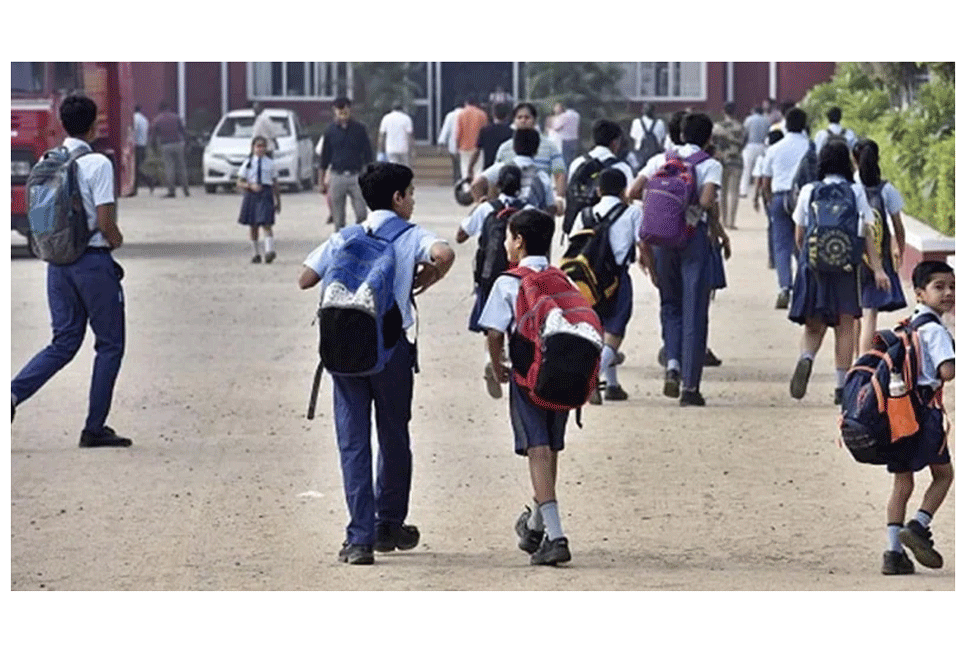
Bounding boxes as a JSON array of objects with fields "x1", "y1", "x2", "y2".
[
  {"x1": 803, "y1": 181, "x2": 862, "y2": 274},
  {"x1": 26, "y1": 146, "x2": 96, "y2": 264},
  {"x1": 316, "y1": 218, "x2": 414, "y2": 377}
]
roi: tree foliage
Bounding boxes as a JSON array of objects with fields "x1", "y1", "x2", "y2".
[{"x1": 524, "y1": 62, "x2": 626, "y2": 144}]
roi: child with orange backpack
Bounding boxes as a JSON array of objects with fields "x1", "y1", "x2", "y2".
[{"x1": 478, "y1": 208, "x2": 603, "y2": 566}]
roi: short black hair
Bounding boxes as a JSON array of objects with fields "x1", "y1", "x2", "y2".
[
  {"x1": 465, "y1": 93, "x2": 478, "y2": 106},
  {"x1": 723, "y1": 102, "x2": 737, "y2": 118},
  {"x1": 784, "y1": 107, "x2": 807, "y2": 133},
  {"x1": 60, "y1": 94, "x2": 98, "y2": 137},
  {"x1": 496, "y1": 164, "x2": 522, "y2": 196},
  {"x1": 754, "y1": 106, "x2": 764, "y2": 115},
  {"x1": 766, "y1": 129, "x2": 784, "y2": 145},
  {"x1": 593, "y1": 119, "x2": 623, "y2": 147},
  {"x1": 134, "y1": 104, "x2": 142, "y2": 112},
  {"x1": 493, "y1": 102, "x2": 510, "y2": 121},
  {"x1": 827, "y1": 106, "x2": 842, "y2": 124},
  {"x1": 358, "y1": 163, "x2": 413, "y2": 211},
  {"x1": 513, "y1": 102, "x2": 538, "y2": 121},
  {"x1": 507, "y1": 208, "x2": 554, "y2": 257},
  {"x1": 668, "y1": 110, "x2": 688, "y2": 145},
  {"x1": 912, "y1": 261, "x2": 954, "y2": 290},
  {"x1": 512, "y1": 128, "x2": 540, "y2": 157},
  {"x1": 817, "y1": 140, "x2": 853, "y2": 180},
  {"x1": 597, "y1": 167, "x2": 627, "y2": 197},
  {"x1": 642, "y1": 102, "x2": 655, "y2": 119},
  {"x1": 682, "y1": 113, "x2": 713, "y2": 147},
  {"x1": 333, "y1": 97, "x2": 351, "y2": 109}
]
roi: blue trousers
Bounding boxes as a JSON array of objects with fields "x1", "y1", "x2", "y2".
[
  {"x1": 653, "y1": 222, "x2": 712, "y2": 391},
  {"x1": 11, "y1": 249, "x2": 125, "y2": 433},
  {"x1": 331, "y1": 337, "x2": 415, "y2": 545},
  {"x1": 768, "y1": 192, "x2": 796, "y2": 291}
]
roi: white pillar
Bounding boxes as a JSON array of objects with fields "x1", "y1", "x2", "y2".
[
  {"x1": 512, "y1": 62, "x2": 519, "y2": 103},
  {"x1": 221, "y1": 62, "x2": 228, "y2": 116},
  {"x1": 177, "y1": 61, "x2": 186, "y2": 121},
  {"x1": 769, "y1": 61, "x2": 777, "y2": 100},
  {"x1": 726, "y1": 61, "x2": 734, "y2": 103}
]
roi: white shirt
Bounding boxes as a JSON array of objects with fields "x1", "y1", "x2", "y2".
[
  {"x1": 252, "y1": 111, "x2": 280, "y2": 152},
  {"x1": 437, "y1": 108, "x2": 461, "y2": 155},
  {"x1": 461, "y1": 194, "x2": 517, "y2": 237},
  {"x1": 760, "y1": 131, "x2": 811, "y2": 192},
  {"x1": 63, "y1": 137, "x2": 113, "y2": 248},
  {"x1": 477, "y1": 255, "x2": 550, "y2": 333},
  {"x1": 551, "y1": 109, "x2": 580, "y2": 141},
  {"x1": 791, "y1": 176, "x2": 876, "y2": 236},
  {"x1": 302, "y1": 210, "x2": 445, "y2": 331},
  {"x1": 133, "y1": 111, "x2": 149, "y2": 146},
  {"x1": 238, "y1": 154, "x2": 277, "y2": 184},
  {"x1": 481, "y1": 156, "x2": 554, "y2": 210},
  {"x1": 629, "y1": 116, "x2": 667, "y2": 151},
  {"x1": 752, "y1": 153, "x2": 765, "y2": 178},
  {"x1": 911, "y1": 304, "x2": 955, "y2": 390},
  {"x1": 567, "y1": 146, "x2": 634, "y2": 187},
  {"x1": 815, "y1": 123, "x2": 857, "y2": 155},
  {"x1": 379, "y1": 110, "x2": 414, "y2": 155},
  {"x1": 590, "y1": 195, "x2": 642, "y2": 267}
]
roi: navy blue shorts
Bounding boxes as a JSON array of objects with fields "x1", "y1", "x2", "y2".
[
  {"x1": 508, "y1": 380, "x2": 568, "y2": 456},
  {"x1": 467, "y1": 284, "x2": 487, "y2": 333},
  {"x1": 596, "y1": 270, "x2": 633, "y2": 337},
  {"x1": 887, "y1": 408, "x2": 952, "y2": 473}
]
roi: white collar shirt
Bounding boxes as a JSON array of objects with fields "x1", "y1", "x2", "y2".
[
  {"x1": 133, "y1": 112, "x2": 149, "y2": 146},
  {"x1": 911, "y1": 304, "x2": 955, "y2": 390},
  {"x1": 379, "y1": 110, "x2": 414, "y2": 155},
  {"x1": 814, "y1": 123, "x2": 857, "y2": 155},
  {"x1": 568, "y1": 146, "x2": 634, "y2": 186},
  {"x1": 63, "y1": 137, "x2": 113, "y2": 248},
  {"x1": 476, "y1": 255, "x2": 550, "y2": 333},
  {"x1": 461, "y1": 193, "x2": 517, "y2": 238},
  {"x1": 592, "y1": 195, "x2": 642, "y2": 267},
  {"x1": 760, "y1": 131, "x2": 811, "y2": 191},
  {"x1": 629, "y1": 116, "x2": 667, "y2": 150}
]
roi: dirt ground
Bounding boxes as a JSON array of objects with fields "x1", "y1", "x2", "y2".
[{"x1": 8, "y1": 183, "x2": 955, "y2": 592}]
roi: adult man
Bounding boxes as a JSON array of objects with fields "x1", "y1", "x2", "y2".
[
  {"x1": 467, "y1": 102, "x2": 513, "y2": 175},
  {"x1": 455, "y1": 94, "x2": 489, "y2": 180},
  {"x1": 251, "y1": 102, "x2": 280, "y2": 155},
  {"x1": 436, "y1": 99, "x2": 462, "y2": 184},
  {"x1": 814, "y1": 106, "x2": 857, "y2": 155},
  {"x1": 550, "y1": 101, "x2": 581, "y2": 169},
  {"x1": 740, "y1": 105, "x2": 770, "y2": 197},
  {"x1": 712, "y1": 102, "x2": 745, "y2": 228},
  {"x1": 378, "y1": 102, "x2": 415, "y2": 166},
  {"x1": 132, "y1": 104, "x2": 154, "y2": 195},
  {"x1": 760, "y1": 107, "x2": 812, "y2": 309},
  {"x1": 492, "y1": 103, "x2": 567, "y2": 199},
  {"x1": 764, "y1": 98, "x2": 783, "y2": 125},
  {"x1": 151, "y1": 101, "x2": 190, "y2": 198},
  {"x1": 319, "y1": 97, "x2": 374, "y2": 231},
  {"x1": 11, "y1": 95, "x2": 129, "y2": 448},
  {"x1": 629, "y1": 102, "x2": 667, "y2": 160}
]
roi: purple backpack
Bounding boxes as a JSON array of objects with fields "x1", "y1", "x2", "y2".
[{"x1": 639, "y1": 150, "x2": 710, "y2": 248}]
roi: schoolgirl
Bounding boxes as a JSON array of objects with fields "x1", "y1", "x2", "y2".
[{"x1": 237, "y1": 135, "x2": 280, "y2": 263}]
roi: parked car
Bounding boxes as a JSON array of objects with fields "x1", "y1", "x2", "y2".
[{"x1": 203, "y1": 108, "x2": 314, "y2": 193}]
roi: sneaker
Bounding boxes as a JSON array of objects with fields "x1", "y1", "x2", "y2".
[
  {"x1": 663, "y1": 368, "x2": 681, "y2": 398},
  {"x1": 162, "y1": 192, "x2": 176, "y2": 199},
  {"x1": 78, "y1": 426, "x2": 132, "y2": 448},
  {"x1": 704, "y1": 348, "x2": 722, "y2": 367},
  {"x1": 251, "y1": 254, "x2": 262, "y2": 264},
  {"x1": 483, "y1": 363, "x2": 502, "y2": 399},
  {"x1": 588, "y1": 388, "x2": 602, "y2": 405},
  {"x1": 264, "y1": 251, "x2": 276, "y2": 264},
  {"x1": 775, "y1": 289, "x2": 791, "y2": 310},
  {"x1": 789, "y1": 357, "x2": 813, "y2": 399},
  {"x1": 657, "y1": 347, "x2": 667, "y2": 368},
  {"x1": 881, "y1": 550, "x2": 915, "y2": 575},
  {"x1": 374, "y1": 523, "x2": 420, "y2": 552},
  {"x1": 514, "y1": 508, "x2": 543, "y2": 554},
  {"x1": 338, "y1": 542, "x2": 374, "y2": 565},
  {"x1": 680, "y1": 390, "x2": 706, "y2": 407},
  {"x1": 834, "y1": 388, "x2": 843, "y2": 405},
  {"x1": 530, "y1": 536, "x2": 571, "y2": 566},
  {"x1": 898, "y1": 520, "x2": 943, "y2": 569},
  {"x1": 604, "y1": 385, "x2": 628, "y2": 401}
]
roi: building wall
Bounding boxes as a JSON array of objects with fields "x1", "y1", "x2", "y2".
[
  {"x1": 131, "y1": 62, "x2": 177, "y2": 121},
  {"x1": 777, "y1": 62, "x2": 836, "y2": 106},
  {"x1": 184, "y1": 62, "x2": 222, "y2": 131},
  {"x1": 733, "y1": 62, "x2": 771, "y2": 117}
]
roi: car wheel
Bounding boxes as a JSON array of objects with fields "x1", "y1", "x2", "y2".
[{"x1": 205, "y1": 184, "x2": 217, "y2": 194}]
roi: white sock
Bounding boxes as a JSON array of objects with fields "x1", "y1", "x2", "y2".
[
  {"x1": 836, "y1": 369, "x2": 847, "y2": 387},
  {"x1": 539, "y1": 500, "x2": 564, "y2": 540},
  {"x1": 915, "y1": 509, "x2": 933, "y2": 529},
  {"x1": 667, "y1": 358, "x2": 681, "y2": 372},
  {"x1": 887, "y1": 524, "x2": 903, "y2": 552},
  {"x1": 251, "y1": 239, "x2": 260, "y2": 255},
  {"x1": 601, "y1": 345, "x2": 618, "y2": 387},
  {"x1": 527, "y1": 499, "x2": 543, "y2": 531},
  {"x1": 264, "y1": 236, "x2": 275, "y2": 254},
  {"x1": 800, "y1": 351, "x2": 815, "y2": 362}
]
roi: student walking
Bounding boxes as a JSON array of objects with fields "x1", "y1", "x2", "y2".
[
  {"x1": 473, "y1": 129, "x2": 556, "y2": 213},
  {"x1": 237, "y1": 136, "x2": 280, "y2": 264},
  {"x1": 493, "y1": 103, "x2": 567, "y2": 200},
  {"x1": 741, "y1": 106, "x2": 770, "y2": 198}
]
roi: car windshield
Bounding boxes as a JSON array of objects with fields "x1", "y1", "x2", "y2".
[{"x1": 215, "y1": 115, "x2": 291, "y2": 138}]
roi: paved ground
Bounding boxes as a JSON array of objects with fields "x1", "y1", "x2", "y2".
[{"x1": 8, "y1": 184, "x2": 955, "y2": 591}]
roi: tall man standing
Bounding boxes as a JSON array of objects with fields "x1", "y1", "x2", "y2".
[
  {"x1": 455, "y1": 94, "x2": 488, "y2": 181},
  {"x1": 151, "y1": 101, "x2": 190, "y2": 198},
  {"x1": 319, "y1": 97, "x2": 374, "y2": 231},
  {"x1": 550, "y1": 101, "x2": 581, "y2": 169},
  {"x1": 378, "y1": 102, "x2": 415, "y2": 166}
]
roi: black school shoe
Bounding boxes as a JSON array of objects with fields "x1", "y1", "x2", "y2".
[
  {"x1": 374, "y1": 523, "x2": 420, "y2": 552},
  {"x1": 531, "y1": 536, "x2": 571, "y2": 566},
  {"x1": 604, "y1": 385, "x2": 629, "y2": 401},
  {"x1": 834, "y1": 388, "x2": 843, "y2": 405},
  {"x1": 789, "y1": 357, "x2": 813, "y2": 400},
  {"x1": 338, "y1": 542, "x2": 374, "y2": 565},
  {"x1": 663, "y1": 369, "x2": 681, "y2": 398},
  {"x1": 881, "y1": 550, "x2": 915, "y2": 575},
  {"x1": 515, "y1": 508, "x2": 543, "y2": 554},
  {"x1": 658, "y1": 347, "x2": 721, "y2": 368},
  {"x1": 78, "y1": 426, "x2": 132, "y2": 448},
  {"x1": 680, "y1": 390, "x2": 706, "y2": 407},
  {"x1": 899, "y1": 521, "x2": 943, "y2": 569}
]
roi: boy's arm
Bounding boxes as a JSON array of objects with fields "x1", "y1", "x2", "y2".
[
  {"x1": 96, "y1": 203, "x2": 123, "y2": 249},
  {"x1": 273, "y1": 180, "x2": 281, "y2": 213},
  {"x1": 486, "y1": 329, "x2": 509, "y2": 382},
  {"x1": 938, "y1": 360, "x2": 955, "y2": 382},
  {"x1": 298, "y1": 266, "x2": 321, "y2": 289},
  {"x1": 455, "y1": 228, "x2": 470, "y2": 244},
  {"x1": 413, "y1": 241, "x2": 455, "y2": 296},
  {"x1": 636, "y1": 241, "x2": 658, "y2": 288}
]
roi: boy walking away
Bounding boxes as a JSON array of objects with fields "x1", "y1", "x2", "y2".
[
  {"x1": 467, "y1": 102, "x2": 514, "y2": 174},
  {"x1": 298, "y1": 163, "x2": 455, "y2": 565},
  {"x1": 629, "y1": 103, "x2": 666, "y2": 174},
  {"x1": 473, "y1": 129, "x2": 556, "y2": 214},
  {"x1": 563, "y1": 120, "x2": 634, "y2": 238},
  {"x1": 478, "y1": 209, "x2": 603, "y2": 565},
  {"x1": 11, "y1": 95, "x2": 129, "y2": 448},
  {"x1": 882, "y1": 261, "x2": 955, "y2": 575},
  {"x1": 712, "y1": 102, "x2": 745, "y2": 229},
  {"x1": 814, "y1": 106, "x2": 857, "y2": 156}
]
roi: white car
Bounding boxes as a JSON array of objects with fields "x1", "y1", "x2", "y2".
[{"x1": 203, "y1": 108, "x2": 314, "y2": 193}]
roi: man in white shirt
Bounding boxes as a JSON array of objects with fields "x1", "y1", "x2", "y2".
[
  {"x1": 814, "y1": 106, "x2": 857, "y2": 155},
  {"x1": 251, "y1": 102, "x2": 280, "y2": 154},
  {"x1": 550, "y1": 101, "x2": 581, "y2": 169},
  {"x1": 437, "y1": 100, "x2": 462, "y2": 184},
  {"x1": 741, "y1": 106, "x2": 770, "y2": 197},
  {"x1": 132, "y1": 104, "x2": 154, "y2": 195},
  {"x1": 379, "y1": 103, "x2": 415, "y2": 166}
]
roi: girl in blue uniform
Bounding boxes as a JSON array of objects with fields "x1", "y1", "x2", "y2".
[{"x1": 237, "y1": 135, "x2": 280, "y2": 263}]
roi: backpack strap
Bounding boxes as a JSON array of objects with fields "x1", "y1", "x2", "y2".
[
  {"x1": 598, "y1": 201, "x2": 628, "y2": 227},
  {"x1": 371, "y1": 216, "x2": 415, "y2": 242},
  {"x1": 682, "y1": 150, "x2": 711, "y2": 166},
  {"x1": 909, "y1": 312, "x2": 942, "y2": 330}
]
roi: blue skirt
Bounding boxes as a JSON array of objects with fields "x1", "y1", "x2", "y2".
[
  {"x1": 238, "y1": 187, "x2": 275, "y2": 226},
  {"x1": 788, "y1": 258, "x2": 861, "y2": 326},
  {"x1": 859, "y1": 261, "x2": 907, "y2": 312},
  {"x1": 468, "y1": 284, "x2": 487, "y2": 333}
]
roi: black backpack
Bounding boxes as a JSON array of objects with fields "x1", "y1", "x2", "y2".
[
  {"x1": 563, "y1": 154, "x2": 618, "y2": 237},
  {"x1": 26, "y1": 146, "x2": 96, "y2": 264},
  {"x1": 840, "y1": 313, "x2": 942, "y2": 465},
  {"x1": 803, "y1": 181, "x2": 862, "y2": 274},
  {"x1": 475, "y1": 197, "x2": 525, "y2": 299},
  {"x1": 559, "y1": 202, "x2": 628, "y2": 309},
  {"x1": 635, "y1": 117, "x2": 663, "y2": 170},
  {"x1": 783, "y1": 140, "x2": 818, "y2": 215},
  {"x1": 862, "y1": 182, "x2": 890, "y2": 270}
]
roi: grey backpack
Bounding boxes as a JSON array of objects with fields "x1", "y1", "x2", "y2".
[{"x1": 26, "y1": 146, "x2": 96, "y2": 264}]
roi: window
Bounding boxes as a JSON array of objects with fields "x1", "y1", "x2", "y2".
[
  {"x1": 617, "y1": 62, "x2": 706, "y2": 101},
  {"x1": 249, "y1": 62, "x2": 351, "y2": 100},
  {"x1": 11, "y1": 62, "x2": 44, "y2": 94},
  {"x1": 52, "y1": 62, "x2": 81, "y2": 93}
]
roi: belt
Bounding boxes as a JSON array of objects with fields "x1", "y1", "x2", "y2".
[{"x1": 332, "y1": 169, "x2": 360, "y2": 176}]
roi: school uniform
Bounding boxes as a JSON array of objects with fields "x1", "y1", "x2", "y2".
[
  {"x1": 814, "y1": 123, "x2": 857, "y2": 155},
  {"x1": 567, "y1": 146, "x2": 635, "y2": 188},
  {"x1": 630, "y1": 116, "x2": 667, "y2": 153},
  {"x1": 477, "y1": 255, "x2": 568, "y2": 456},
  {"x1": 640, "y1": 144, "x2": 722, "y2": 392},
  {"x1": 857, "y1": 179, "x2": 907, "y2": 312},
  {"x1": 761, "y1": 131, "x2": 811, "y2": 292},
  {"x1": 11, "y1": 137, "x2": 125, "y2": 437},
  {"x1": 495, "y1": 132, "x2": 567, "y2": 179},
  {"x1": 887, "y1": 304, "x2": 954, "y2": 474},
  {"x1": 302, "y1": 210, "x2": 445, "y2": 546},
  {"x1": 787, "y1": 176, "x2": 875, "y2": 326},
  {"x1": 588, "y1": 195, "x2": 642, "y2": 337},
  {"x1": 480, "y1": 156, "x2": 554, "y2": 210},
  {"x1": 237, "y1": 155, "x2": 277, "y2": 226},
  {"x1": 461, "y1": 193, "x2": 520, "y2": 332}
]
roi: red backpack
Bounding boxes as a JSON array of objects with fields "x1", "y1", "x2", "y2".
[{"x1": 505, "y1": 265, "x2": 604, "y2": 411}]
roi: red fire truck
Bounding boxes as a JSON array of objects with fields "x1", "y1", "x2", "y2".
[{"x1": 11, "y1": 62, "x2": 135, "y2": 244}]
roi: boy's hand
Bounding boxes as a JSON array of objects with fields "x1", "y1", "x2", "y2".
[
  {"x1": 874, "y1": 269, "x2": 891, "y2": 291},
  {"x1": 413, "y1": 261, "x2": 441, "y2": 296},
  {"x1": 493, "y1": 362, "x2": 510, "y2": 383},
  {"x1": 275, "y1": 202, "x2": 281, "y2": 214},
  {"x1": 719, "y1": 232, "x2": 731, "y2": 260}
]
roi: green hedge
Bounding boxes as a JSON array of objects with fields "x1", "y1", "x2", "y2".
[{"x1": 800, "y1": 63, "x2": 955, "y2": 235}]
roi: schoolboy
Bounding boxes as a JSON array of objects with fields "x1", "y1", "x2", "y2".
[
  {"x1": 298, "y1": 163, "x2": 455, "y2": 565},
  {"x1": 636, "y1": 113, "x2": 727, "y2": 406},
  {"x1": 881, "y1": 261, "x2": 955, "y2": 575},
  {"x1": 11, "y1": 94, "x2": 129, "y2": 448},
  {"x1": 491, "y1": 103, "x2": 567, "y2": 198},
  {"x1": 477, "y1": 209, "x2": 572, "y2": 566},
  {"x1": 472, "y1": 129, "x2": 555, "y2": 213},
  {"x1": 585, "y1": 167, "x2": 642, "y2": 404},
  {"x1": 568, "y1": 119, "x2": 635, "y2": 190}
]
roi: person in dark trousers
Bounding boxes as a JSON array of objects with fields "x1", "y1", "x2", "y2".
[
  {"x1": 151, "y1": 101, "x2": 190, "y2": 198},
  {"x1": 467, "y1": 102, "x2": 514, "y2": 174},
  {"x1": 318, "y1": 97, "x2": 374, "y2": 231}
]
